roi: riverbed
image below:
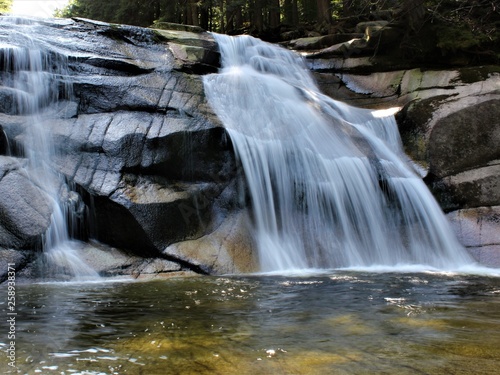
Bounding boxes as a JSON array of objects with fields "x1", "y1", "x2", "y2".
[{"x1": 1, "y1": 271, "x2": 499, "y2": 374}]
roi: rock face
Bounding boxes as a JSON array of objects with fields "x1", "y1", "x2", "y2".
[
  {"x1": 298, "y1": 27, "x2": 500, "y2": 267},
  {"x1": 0, "y1": 16, "x2": 257, "y2": 279},
  {"x1": 447, "y1": 207, "x2": 500, "y2": 268},
  {"x1": 1, "y1": 15, "x2": 498, "y2": 279}
]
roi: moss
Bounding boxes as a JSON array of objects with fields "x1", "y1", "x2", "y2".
[
  {"x1": 152, "y1": 29, "x2": 168, "y2": 44},
  {"x1": 152, "y1": 21, "x2": 205, "y2": 33},
  {"x1": 435, "y1": 24, "x2": 482, "y2": 52},
  {"x1": 455, "y1": 65, "x2": 500, "y2": 84}
]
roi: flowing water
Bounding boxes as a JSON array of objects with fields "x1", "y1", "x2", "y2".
[
  {"x1": 203, "y1": 34, "x2": 474, "y2": 272},
  {"x1": 0, "y1": 17, "x2": 97, "y2": 280},
  {"x1": 1, "y1": 272, "x2": 499, "y2": 374}
]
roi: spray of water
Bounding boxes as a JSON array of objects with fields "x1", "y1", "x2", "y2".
[{"x1": 203, "y1": 34, "x2": 474, "y2": 272}]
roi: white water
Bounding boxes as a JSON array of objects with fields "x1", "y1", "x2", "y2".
[
  {"x1": 1, "y1": 18, "x2": 98, "y2": 280},
  {"x1": 203, "y1": 34, "x2": 475, "y2": 272}
]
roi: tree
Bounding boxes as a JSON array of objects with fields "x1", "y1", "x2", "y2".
[
  {"x1": 0, "y1": 0, "x2": 13, "y2": 13},
  {"x1": 283, "y1": 0, "x2": 299, "y2": 26},
  {"x1": 400, "y1": 0, "x2": 426, "y2": 32},
  {"x1": 316, "y1": 0, "x2": 331, "y2": 24},
  {"x1": 268, "y1": 0, "x2": 280, "y2": 28}
]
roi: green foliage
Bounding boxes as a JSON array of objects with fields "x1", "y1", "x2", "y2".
[
  {"x1": 436, "y1": 24, "x2": 481, "y2": 52},
  {"x1": 0, "y1": 0, "x2": 12, "y2": 13},
  {"x1": 424, "y1": 0, "x2": 500, "y2": 61}
]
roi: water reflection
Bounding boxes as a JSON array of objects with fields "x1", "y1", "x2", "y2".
[{"x1": 1, "y1": 272, "x2": 499, "y2": 374}]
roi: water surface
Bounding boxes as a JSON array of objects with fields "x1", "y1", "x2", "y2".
[{"x1": 1, "y1": 272, "x2": 500, "y2": 374}]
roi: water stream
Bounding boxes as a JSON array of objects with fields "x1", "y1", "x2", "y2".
[
  {"x1": 203, "y1": 34, "x2": 474, "y2": 272},
  {"x1": 1, "y1": 17, "x2": 97, "y2": 280}
]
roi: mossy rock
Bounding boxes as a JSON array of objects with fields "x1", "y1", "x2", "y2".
[
  {"x1": 396, "y1": 95, "x2": 451, "y2": 167},
  {"x1": 429, "y1": 99, "x2": 500, "y2": 177},
  {"x1": 454, "y1": 66, "x2": 500, "y2": 84},
  {"x1": 152, "y1": 21, "x2": 205, "y2": 33}
]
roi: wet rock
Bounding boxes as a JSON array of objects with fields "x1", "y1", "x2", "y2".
[
  {"x1": 430, "y1": 164, "x2": 500, "y2": 212},
  {"x1": 0, "y1": 88, "x2": 17, "y2": 115},
  {"x1": 0, "y1": 248, "x2": 33, "y2": 283},
  {"x1": 447, "y1": 207, "x2": 500, "y2": 267},
  {"x1": 164, "y1": 209, "x2": 257, "y2": 274},
  {"x1": 76, "y1": 241, "x2": 183, "y2": 278},
  {"x1": 428, "y1": 100, "x2": 500, "y2": 178},
  {"x1": 287, "y1": 33, "x2": 363, "y2": 50}
]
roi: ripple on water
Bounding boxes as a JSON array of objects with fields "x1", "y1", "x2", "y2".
[{"x1": 0, "y1": 273, "x2": 499, "y2": 374}]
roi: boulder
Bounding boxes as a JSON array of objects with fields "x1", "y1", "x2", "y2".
[
  {"x1": 0, "y1": 248, "x2": 33, "y2": 283},
  {"x1": 0, "y1": 156, "x2": 53, "y2": 249},
  {"x1": 395, "y1": 70, "x2": 500, "y2": 266},
  {"x1": 164, "y1": 209, "x2": 257, "y2": 274},
  {"x1": 287, "y1": 33, "x2": 363, "y2": 50},
  {"x1": 447, "y1": 207, "x2": 500, "y2": 267},
  {"x1": 427, "y1": 99, "x2": 500, "y2": 178},
  {"x1": 394, "y1": 70, "x2": 500, "y2": 212}
]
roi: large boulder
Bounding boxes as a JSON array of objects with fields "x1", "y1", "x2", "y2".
[
  {"x1": 394, "y1": 69, "x2": 500, "y2": 211},
  {"x1": 0, "y1": 156, "x2": 52, "y2": 249},
  {"x1": 447, "y1": 207, "x2": 500, "y2": 268},
  {"x1": 396, "y1": 70, "x2": 500, "y2": 266}
]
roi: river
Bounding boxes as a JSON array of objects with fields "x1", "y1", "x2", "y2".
[{"x1": 1, "y1": 271, "x2": 499, "y2": 374}]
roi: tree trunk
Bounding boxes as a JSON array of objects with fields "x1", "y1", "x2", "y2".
[
  {"x1": 234, "y1": 5, "x2": 243, "y2": 29},
  {"x1": 283, "y1": 0, "x2": 293, "y2": 25},
  {"x1": 316, "y1": 0, "x2": 331, "y2": 24},
  {"x1": 302, "y1": 0, "x2": 317, "y2": 23},
  {"x1": 253, "y1": 0, "x2": 264, "y2": 32},
  {"x1": 200, "y1": 0, "x2": 210, "y2": 30},
  {"x1": 268, "y1": 0, "x2": 281, "y2": 28},
  {"x1": 401, "y1": 0, "x2": 426, "y2": 32},
  {"x1": 160, "y1": 0, "x2": 177, "y2": 23},
  {"x1": 292, "y1": 0, "x2": 299, "y2": 25},
  {"x1": 219, "y1": 0, "x2": 225, "y2": 32},
  {"x1": 190, "y1": 1, "x2": 199, "y2": 26}
]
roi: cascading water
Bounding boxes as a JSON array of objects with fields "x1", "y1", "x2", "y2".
[
  {"x1": 203, "y1": 34, "x2": 475, "y2": 272},
  {"x1": 1, "y1": 17, "x2": 97, "y2": 280}
]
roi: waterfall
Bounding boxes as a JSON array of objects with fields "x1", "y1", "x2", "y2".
[
  {"x1": 203, "y1": 34, "x2": 474, "y2": 272},
  {"x1": 1, "y1": 17, "x2": 98, "y2": 280}
]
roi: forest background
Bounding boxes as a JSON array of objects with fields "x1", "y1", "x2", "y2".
[{"x1": 1, "y1": 1, "x2": 499, "y2": 67}]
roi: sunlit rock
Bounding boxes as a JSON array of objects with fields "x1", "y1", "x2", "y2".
[{"x1": 448, "y1": 207, "x2": 500, "y2": 267}]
